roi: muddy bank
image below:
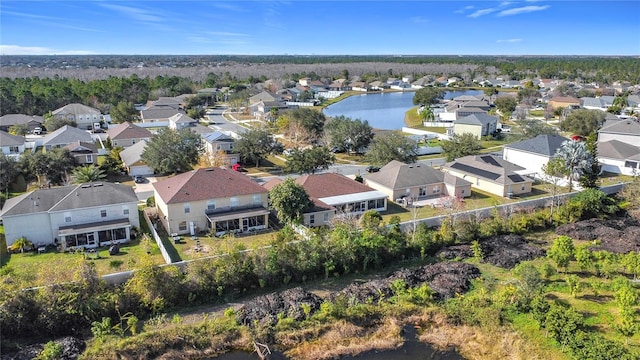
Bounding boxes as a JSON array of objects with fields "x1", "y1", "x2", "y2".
[
  {"x1": 1, "y1": 337, "x2": 85, "y2": 360},
  {"x1": 238, "y1": 262, "x2": 480, "y2": 327},
  {"x1": 437, "y1": 235, "x2": 545, "y2": 269},
  {"x1": 555, "y1": 216, "x2": 640, "y2": 253}
]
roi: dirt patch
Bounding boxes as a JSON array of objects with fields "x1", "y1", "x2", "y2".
[
  {"x1": 237, "y1": 262, "x2": 480, "y2": 328},
  {"x1": 237, "y1": 287, "x2": 323, "y2": 327},
  {"x1": 555, "y1": 216, "x2": 640, "y2": 253},
  {"x1": 436, "y1": 235, "x2": 545, "y2": 269}
]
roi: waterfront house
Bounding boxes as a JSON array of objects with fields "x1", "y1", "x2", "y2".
[{"x1": 452, "y1": 113, "x2": 498, "y2": 139}]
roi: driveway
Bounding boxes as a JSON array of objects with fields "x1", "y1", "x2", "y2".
[{"x1": 133, "y1": 176, "x2": 158, "y2": 202}]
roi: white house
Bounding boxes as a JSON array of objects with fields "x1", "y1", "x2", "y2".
[
  {"x1": 502, "y1": 134, "x2": 570, "y2": 177},
  {"x1": 0, "y1": 131, "x2": 26, "y2": 158},
  {"x1": 598, "y1": 140, "x2": 640, "y2": 176},
  {"x1": 119, "y1": 140, "x2": 154, "y2": 176},
  {"x1": 0, "y1": 182, "x2": 140, "y2": 249}
]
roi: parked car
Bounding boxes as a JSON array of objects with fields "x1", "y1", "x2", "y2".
[
  {"x1": 366, "y1": 166, "x2": 380, "y2": 173},
  {"x1": 33, "y1": 127, "x2": 43, "y2": 135},
  {"x1": 134, "y1": 175, "x2": 144, "y2": 183}
]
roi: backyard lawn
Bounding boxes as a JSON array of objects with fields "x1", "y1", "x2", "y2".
[{"x1": 0, "y1": 236, "x2": 165, "y2": 287}]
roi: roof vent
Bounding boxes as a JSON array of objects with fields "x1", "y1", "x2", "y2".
[
  {"x1": 81, "y1": 184, "x2": 91, "y2": 188},
  {"x1": 93, "y1": 183, "x2": 103, "y2": 187}
]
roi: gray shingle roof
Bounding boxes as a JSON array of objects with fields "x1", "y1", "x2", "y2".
[
  {"x1": 455, "y1": 113, "x2": 498, "y2": 126},
  {"x1": 119, "y1": 139, "x2": 147, "y2": 166},
  {"x1": 505, "y1": 134, "x2": 570, "y2": 157},
  {"x1": 0, "y1": 182, "x2": 137, "y2": 216},
  {"x1": 52, "y1": 103, "x2": 100, "y2": 115},
  {"x1": 598, "y1": 140, "x2": 640, "y2": 160},
  {"x1": 42, "y1": 125, "x2": 93, "y2": 146},
  {"x1": 0, "y1": 114, "x2": 44, "y2": 127},
  {"x1": 599, "y1": 120, "x2": 640, "y2": 135},
  {"x1": 140, "y1": 107, "x2": 181, "y2": 121},
  {"x1": 365, "y1": 160, "x2": 445, "y2": 189},
  {"x1": 0, "y1": 131, "x2": 25, "y2": 146},
  {"x1": 443, "y1": 155, "x2": 531, "y2": 185}
]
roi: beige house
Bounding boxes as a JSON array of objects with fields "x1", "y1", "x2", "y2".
[
  {"x1": 442, "y1": 155, "x2": 533, "y2": 198},
  {"x1": 52, "y1": 103, "x2": 102, "y2": 130},
  {"x1": 452, "y1": 113, "x2": 498, "y2": 139},
  {"x1": 107, "y1": 122, "x2": 152, "y2": 148},
  {"x1": 547, "y1": 96, "x2": 580, "y2": 110},
  {"x1": 153, "y1": 168, "x2": 269, "y2": 236},
  {"x1": 364, "y1": 160, "x2": 472, "y2": 203}
]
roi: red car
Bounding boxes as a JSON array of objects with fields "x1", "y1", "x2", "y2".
[{"x1": 570, "y1": 135, "x2": 584, "y2": 141}]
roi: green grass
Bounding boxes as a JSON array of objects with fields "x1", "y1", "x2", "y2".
[
  {"x1": 170, "y1": 231, "x2": 278, "y2": 261},
  {"x1": 529, "y1": 110, "x2": 544, "y2": 117},
  {"x1": 1, "y1": 237, "x2": 165, "y2": 286}
]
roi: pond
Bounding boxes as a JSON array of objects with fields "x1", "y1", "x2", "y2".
[{"x1": 323, "y1": 90, "x2": 483, "y2": 130}]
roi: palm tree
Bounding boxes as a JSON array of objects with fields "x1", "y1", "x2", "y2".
[
  {"x1": 554, "y1": 140, "x2": 593, "y2": 192},
  {"x1": 72, "y1": 164, "x2": 106, "y2": 184},
  {"x1": 419, "y1": 107, "x2": 435, "y2": 122},
  {"x1": 9, "y1": 237, "x2": 33, "y2": 253}
]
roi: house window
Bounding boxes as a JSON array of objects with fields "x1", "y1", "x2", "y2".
[
  {"x1": 461, "y1": 190, "x2": 465, "y2": 194},
  {"x1": 433, "y1": 186, "x2": 440, "y2": 194},
  {"x1": 123, "y1": 208, "x2": 129, "y2": 215},
  {"x1": 113, "y1": 141, "x2": 118, "y2": 146},
  {"x1": 206, "y1": 200, "x2": 216, "y2": 211},
  {"x1": 86, "y1": 154, "x2": 93, "y2": 163},
  {"x1": 100, "y1": 209, "x2": 107, "y2": 218},
  {"x1": 253, "y1": 194, "x2": 262, "y2": 205},
  {"x1": 522, "y1": 185, "x2": 526, "y2": 191},
  {"x1": 132, "y1": 140, "x2": 136, "y2": 144},
  {"x1": 179, "y1": 221, "x2": 187, "y2": 231},
  {"x1": 309, "y1": 214, "x2": 315, "y2": 225},
  {"x1": 9, "y1": 146, "x2": 19, "y2": 154},
  {"x1": 625, "y1": 161, "x2": 639, "y2": 169},
  {"x1": 64, "y1": 212, "x2": 72, "y2": 223},
  {"x1": 184, "y1": 203, "x2": 190, "y2": 214},
  {"x1": 323, "y1": 213, "x2": 329, "y2": 222},
  {"x1": 419, "y1": 187, "x2": 427, "y2": 197},
  {"x1": 230, "y1": 197, "x2": 239, "y2": 208}
]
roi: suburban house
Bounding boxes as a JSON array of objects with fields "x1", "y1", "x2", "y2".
[
  {"x1": 249, "y1": 91, "x2": 281, "y2": 105},
  {"x1": 107, "y1": 122, "x2": 152, "y2": 148},
  {"x1": 140, "y1": 107, "x2": 182, "y2": 123},
  {"x1": 580, "y1": 96, "x2": 615, "y2": 111},
  {"x1": 364, "y1": 160, "x2": 472, "y2": 203},
  {"x1": 0, "y1": 182, "x2": 140, "y2": 250},
  {"x1": 263, "y1": 173, "x2": 388, "y2": 227},
  {"x1": 452, "y1": 113, "x2": 498, "y2": 139},
  {"x1": 168, "y1": 113, "x2": 197, "y2": 130},
  {"x1": 201, "y1": 131, "x2": 239, "y2": 166},
  {"x1": 52, "y1": 103, "x2": 102, "y2": 130},
  {"x1": 145, "y1": 97, "x2": 183, "y2": 110},
  {"x1": 0, "y1": 131, "x2": 26, "y2": 158},
  {"x1": 598, "y1": 119, "x2": 640, "y2": 146},
  {"x1": 0, "y1": 114, "x2": 44, "y2": 133},
  {"x1": 502, "y1": 134, "x2": 570, "y2": 176},
  {"x1": 64, "y1": 141, "x2": 98, "y2": 165},
  {"x1": 547, "y1": 96, "x2": 580, "y2": 110},
  {"x1": 153, "y1": 168, "x2": 270, "y2": 236},
  {"x1": 597, "y1": 120, "x2": 640, "y2": 175},
  {"x1": 119, "y1": 140, "x2": 153, "y2": 176},
  {"x1": 442, "y1": 155, "x2": 534, "y2": 198},
  {"x1": 42, "y1": 125, "x2": 93, "y2": 150}
]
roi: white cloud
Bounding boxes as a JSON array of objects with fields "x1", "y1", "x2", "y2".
[
  {"x1": 497, "y1": 5, "x2": 550, "y2": 16},
  {"x1": 454, "y1": 5, "x2": 475, "y2": 14},
  {"x1": 497, "y1": 38, "x2": 523, "y2": 43},
  {"x1": 0, "y1": 45, "x2": 96, "y2": 55},
  {"x1": 468, "y1": 8, "x2": 498, "y2": 18},
  {"x1": 99, "y1": 4, "x2": 163, "y2": 23}
]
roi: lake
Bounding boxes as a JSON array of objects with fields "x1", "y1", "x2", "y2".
[{"x1": 323, "y1": 90, "x2": 483, "y2": 130}]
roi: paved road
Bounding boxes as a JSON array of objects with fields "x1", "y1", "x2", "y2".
[{"x1": 206, "y1": 107, "x2": 248, "y2": 135}]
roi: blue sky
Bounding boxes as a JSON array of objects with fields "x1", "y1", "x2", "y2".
[{"x1": 1, "y1": 1, "x2": 638, "y2": 55}]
